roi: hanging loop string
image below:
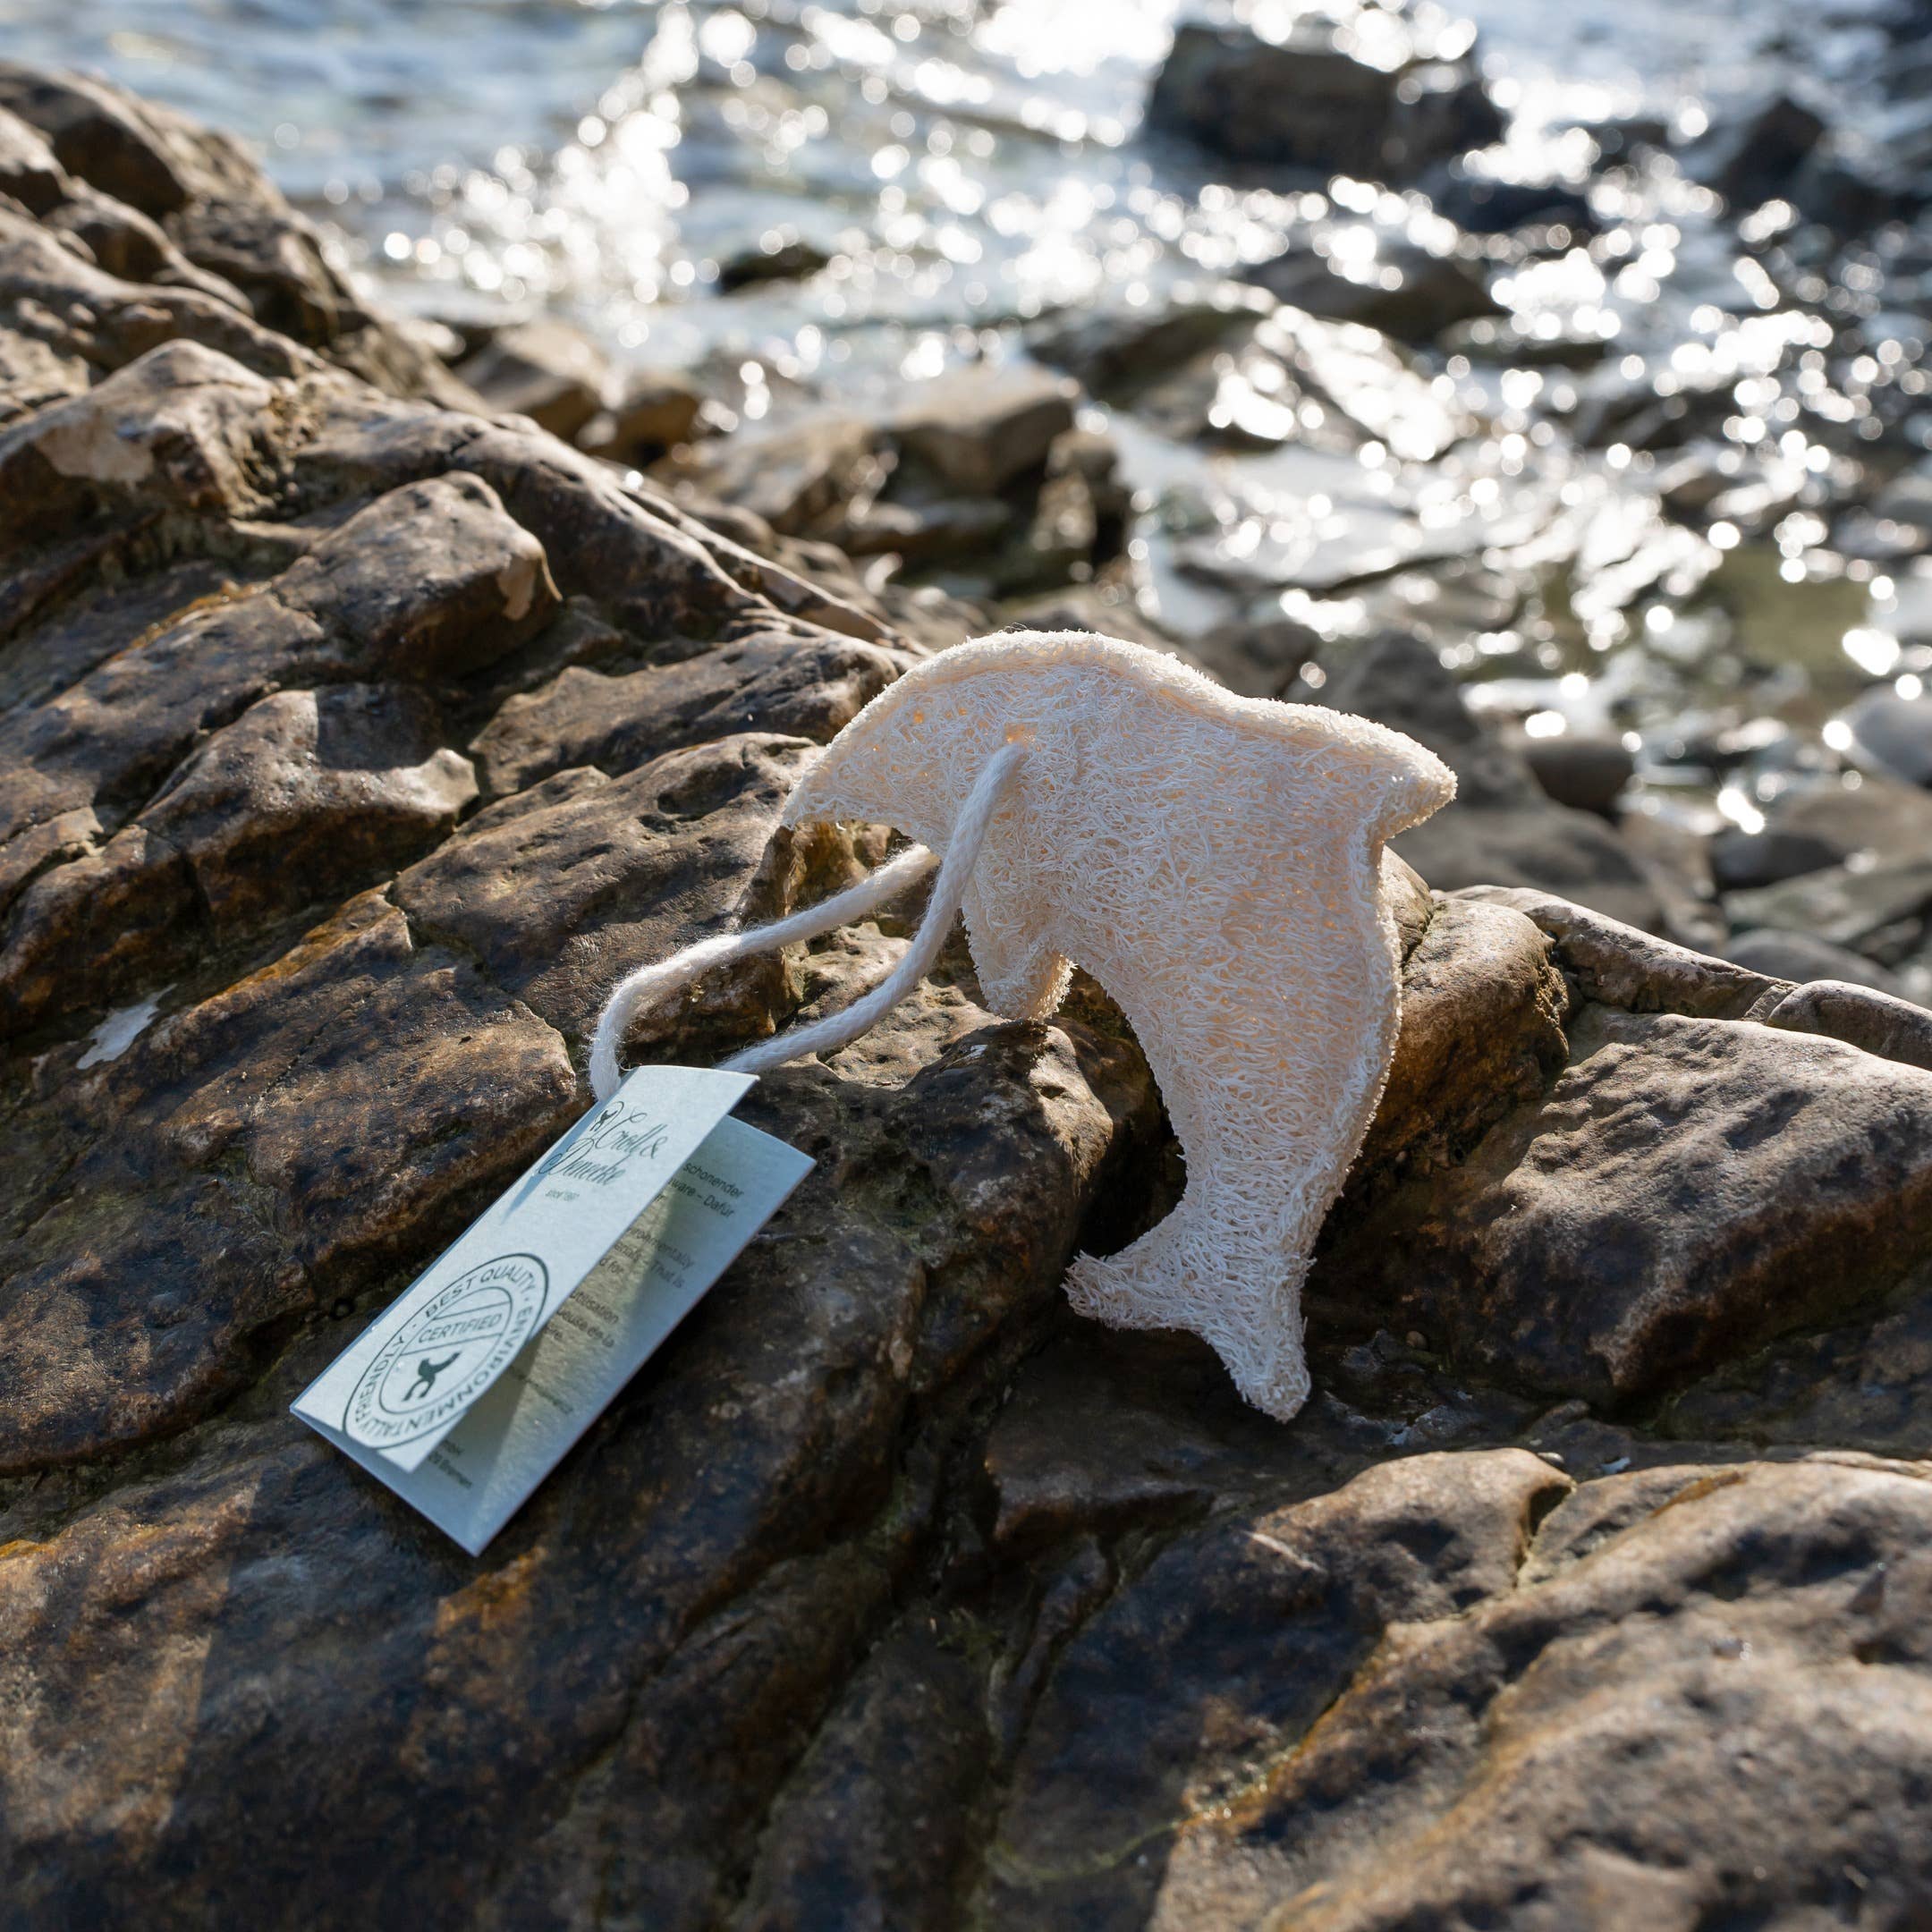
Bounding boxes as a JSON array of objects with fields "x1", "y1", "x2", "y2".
[{"x1": 589, "y1": 741, "x2": 1027, "y2": 1101}]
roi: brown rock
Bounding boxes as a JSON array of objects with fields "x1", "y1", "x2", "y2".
[
  {"x1": 892, "y1": 363, "x2": 1077, "y2": 495},
  {"x1": 456, "y1": 317, "x2": 611, "y2": 441},
  {"x1": 468, "y1": 629, "x2": 904, "y2": 799},
  {"x1": 1325, "y1": 984, "x2": 1932, "y2": 1408},
  {"x1": 1136, "y1": 1457, "x2": 1932, "y2": 1928},
  {"x1": 0, "y1": 62, "x2": 477, "y2": 409},
  {"x1": 1345, "y1": 894, "x2": 1570, "y2": 1198},
  {"x1": 980, "y1": 1450, "x2": 1570, "y2": 1925},
  {"x1": 669, "y1": 411, "x2": 886, "y2": 539},
  {"x1": 577, "y1": 369, "x2": 704, "y2": 462}
]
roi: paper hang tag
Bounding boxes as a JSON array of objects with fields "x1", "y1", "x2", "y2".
[{"x1": 292, "y1": 1068, "x2": 812, "y2": 1553}]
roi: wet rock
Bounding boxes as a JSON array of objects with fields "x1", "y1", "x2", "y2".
[
  {"x1": 716, "y1": 233, "x2": 832, "y2": 293},
  {"x1": 1615, "y1": 808, "x2": 1727, "y2": 955},
  {"x1": 1767, "y1": 770, "x2": 1932, "y2": 863},
  {"x1": 669, "y1": 411, "x2": 885, "y2": 538},
  {"x1": 1690, "y1": 92, "x2": 1828, "y2": 207},
  {"x1": 1243, "y1": 240, "x2": 1501, "y2": 345},
  {"x1": 1139, "y1": 305, "x2": 1470, "y2": 462},
  {"x1": 0, "y1": 684, "x2": 476, "y2": 1027},
  {"x1": 1323, "y1": 886, "x2": 1932, "y2": 1406},
  {"x1": 1518, "y1": 730, "x2": 1633, "y2": 815},
  {"x1": 1330, "y1": 997, "x2": 1932, "y2": 1402},
  {"x1": 1348, "y1": 892, "x2": 1571, "y2": 1195},
  {"x1": 737, "y1": 1633, "x2": 987, "y2": 1930},
  {"x1": 1760, "y1": 975, "x2": 1932, "y2": 1072},
  {"x1": 0, "y1": 102, "x2": 65, "y2": 214},
  {"x1": 455, "y1": 316, "x2": 611, "y2": 442},
  {"x1": 1146, "y1": 11, "x2": 1503, "y2": 181},
  {"x1": 839, "y1": 490, "x2": 1015, "y2": 565},
  {"x1": 1297, "y1": 631, "x2": 1674, "y2": 936},
  {"x1": 891, "y1": 363, "x2": 1077, "y2": 496},
  {"x1": 1843, "y1": 687, "x2": 1932, "y2": 786},
  {"x1": 1575, "y1": 110, "x2": 1674, "y2": 162},
  {"x1": 1438, "y1": 312, "x2": 1613, "y2": 368},
  {"x1": 1029, "y1": 285, "x2": 1272, "y2": 398},
  {"x1": 467, "y1": 630, "x2": 905, "y2": 798},
  {"x1": 1426, "y1": 167, "x2": 1595, "y2": 236},
  {"x1": 1725, "y1": 927, "x2": 1916, "y2": 996},
  {"x1": 987, "y1": 428, "x2": 1130, "y2": 596},
  {"x1": 983, "y1": 1449, "x2": 1569, "y2": 1924}
]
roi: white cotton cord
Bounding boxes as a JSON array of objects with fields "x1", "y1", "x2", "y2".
[
  {"x1": 587, "y1": 741, "x2": 1027, "y2": 1100},
  {"x1": 587, "y1": 843, "x2": 935, "y2": 1101}
]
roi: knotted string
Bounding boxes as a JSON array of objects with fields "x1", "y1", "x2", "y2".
[{"x1": 589, "y1": 741, "x2": 1028, "y2": 1101}]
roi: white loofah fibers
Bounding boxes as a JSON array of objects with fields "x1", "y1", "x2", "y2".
[{"x1": 597, "y1": 631, "x2": 1455, "y2": 1421}]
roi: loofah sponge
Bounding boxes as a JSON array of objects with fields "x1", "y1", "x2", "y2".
[{"x1": 777, "y1": 630, "x2": 1455, "y2": 1420}]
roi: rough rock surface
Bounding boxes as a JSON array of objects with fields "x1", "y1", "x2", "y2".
[{"x1": 8, "y1": 72, "x2": 1932, "y2": 1932}]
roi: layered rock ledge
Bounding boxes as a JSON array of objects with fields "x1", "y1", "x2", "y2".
[{"x1": 5, "y1": 70, "x2": 1932, "y2": 1932}]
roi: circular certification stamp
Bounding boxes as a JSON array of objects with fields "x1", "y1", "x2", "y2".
[{"x1": 344, "y1": 1253, "x2": 549, "y2": 1450}]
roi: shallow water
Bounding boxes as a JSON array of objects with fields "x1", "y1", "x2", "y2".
[{"x1": 6, "y1": 0, "x2": 1928, "y2": 838}]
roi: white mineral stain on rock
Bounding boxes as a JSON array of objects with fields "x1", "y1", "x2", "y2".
[
  {"x1": 76, "y1": 989, "x2": 168, "y2": 1069},
  {"x1": 496, "y1": 555, "x2": 537, "y2": 622}
]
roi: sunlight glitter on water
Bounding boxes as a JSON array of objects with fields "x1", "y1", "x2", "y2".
[{"x1": 12, "y1": 0, "x2": 1924, "y2": 825}]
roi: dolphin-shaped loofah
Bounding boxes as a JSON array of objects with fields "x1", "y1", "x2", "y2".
[{"x1": 771, "y1": 630, "x2": 1455, "y2": 1420}]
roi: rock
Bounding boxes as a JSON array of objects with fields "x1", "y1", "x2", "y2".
[
  {"x1": 1768, "y1": 771, "x2": 1932, "y2": 862},
  {"x1": 1726, "y1": 856, "x2": 1932, "y2": 966},
  {"x1": 669, "y1": 411, "x2": 885, "y2": 538},
  {"x1": 1575, "y1": 110, "x2": 1674, "y2": 162},
  {"x1": 1439, "y1": 312, "x2": 1614, "y2": 367},
  {"x1": 1518, "y1": 731, "x2": 1633, "y2": 814},
  {"x1": 455, "y1": 317, "x2": 611, "y2": 442},
  {"x1": 984, "y1": 1449, "x2": 1572, "y2": 1923},
  {"x1": 0, "y1": 102, "x2": 65, "y2": 214},
  {"x1": 1349, "y1": 892, "x2": 1572, "y2": 1193},
  {"x1": 1029, "y1": 285, "x2": 1271, "y2": 398},
  {"x1": 891, "y1": 363, "x2": 1077, "y2": 496},
  {"x1": 576, "y1": 369, "x2": 703, "y2": 462},
  {"x1": 1843, "y1": 688, "x2": 1932, "y2": 786},
  {"x1": 1296, "y1": 631, "x2": 1674, "y2": 936},
  {"x1": 1080, "y1": 1457, "x2": 1932, "y2": 1927},
  {"x1": 985, "y1": 427, "x2": 1130, "y2": 596},
  {"x1": 1244, "y1": 241, "x2": 1501, "y2": 345},
  {"x1": 1616, "y1": 807, "x2": 1727, "y2": 955},
  {"x1": 0, "y1": 683, "x2": 476, "y2": 1026},
  {"x1": 1710, "y1": 824, "x2": 1847, "y2": 891},
  {"x1": 0, "y1": 62, "x2": 479, "y2": 411},
  {"x1": 1690, "y1": 92, "x2": 1828, "y2": 206},
  {"x1": 1146, "y1": 11, "x2": 1504, "y2": 181},
  {"x1": 1426, "y1": 167, "x2": 1595, "y2": 236},
  {"x1": 1726, "y1": 927, "x2": 1916, "y2": 996},
  {"x1": 1323, "y1": 889, "x2": 1932, "y2": 1406},
  {"x1": 1138, "y1": 304, "x2": 1470, "y2": 462},
  {"x1": 1760, "y1": 975, "x2": 1932, "y2": 1072},
  {"x1": 467, "y1": 630, "x2": 905, "y2": 799},
  {"x1": 716, "y1": 233, "x2": 832, "y2": 293}
]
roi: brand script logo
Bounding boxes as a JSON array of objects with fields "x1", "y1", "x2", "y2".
[
  {"x1": 344, "y1": 1253, "x2": 549, "y2": 1449},
  {"x1": 534, "y1": 1097, "x2": 673, "y2": 1190}
]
